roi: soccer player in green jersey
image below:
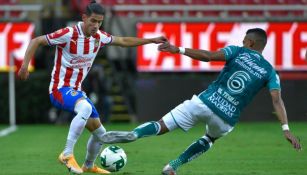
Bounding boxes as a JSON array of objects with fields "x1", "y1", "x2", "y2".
[{"x1": 102, "y1": 28, "x2": 302, "y2": 175}]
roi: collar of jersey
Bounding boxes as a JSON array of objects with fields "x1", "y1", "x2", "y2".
[
  {"x1": 244, "y1": 47, "x2": 264, "y2": 59},
  {"x1": 77, "y1": 22, "x2": 90, "y2": 38}
]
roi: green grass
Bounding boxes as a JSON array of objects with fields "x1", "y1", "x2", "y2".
[{"x1": 0, "y1": 122, "x2": 306, "y2": 175}]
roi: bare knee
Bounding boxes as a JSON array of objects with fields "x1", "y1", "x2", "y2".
[
  {"x1": 86, "y1": 118, "x2": 102, "y2": 132},
  {"x1": 157, "y1": 119, "x2": 169, "y2": 135}
]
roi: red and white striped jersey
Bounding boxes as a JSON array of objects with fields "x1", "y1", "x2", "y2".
[{"x1": 46, "y1": 22, "x2": 112, "y2": 93}]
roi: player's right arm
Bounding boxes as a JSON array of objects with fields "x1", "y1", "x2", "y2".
[
  {"x1": 270, "y1": 90, "x2": 301, "y2": 151},
  {"x1": 19, "y1": 27, "x2": 71, "y2": 80},
  {"x1": 268, "y1": 71, "x2": 301, "y2": 151},
  {"x1": 18, "y1": 36, "x2": 48, "y2": 80},
  {"x1": 158, "y1": 42, "x2": 226, "y2": 62}
]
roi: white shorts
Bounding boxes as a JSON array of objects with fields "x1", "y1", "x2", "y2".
[{"x1": 162, "y1": 95, "x2": 234, "y2": 138}]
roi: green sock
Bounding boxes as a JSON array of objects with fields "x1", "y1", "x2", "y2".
[
  {"x1": 133, "y1": 122, "x2": 161, "y2": 138},
  {"x1": 169, "y1": 137, "x2": 212, "y2": 170}
]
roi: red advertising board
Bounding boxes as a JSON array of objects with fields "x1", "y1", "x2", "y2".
[
  {"x1": 137, "y1": 22, "x2": 307, "y2": 72},
  {"x1": 0, "y1": 22, "x2": 35, "y2": 72}
]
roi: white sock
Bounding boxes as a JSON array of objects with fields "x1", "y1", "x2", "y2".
[
  {"x1": 84, "y1": 125, "x2": 106, "y2": 168},
  {"x1": 63, "y1": 100, "x2": 92, "y2": 156}
]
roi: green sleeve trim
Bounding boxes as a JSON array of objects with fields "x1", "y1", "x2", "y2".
[{"x1": 269, "y1": 88, "x2": 281, "y2": 91}]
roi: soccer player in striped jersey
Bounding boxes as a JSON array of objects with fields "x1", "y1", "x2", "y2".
[
  {"x1": 101, "y1": 28, "x2": 302, "y2": 175},
  {"x1": 18, "y1": 1, "x2": 166, "y2": 174}
]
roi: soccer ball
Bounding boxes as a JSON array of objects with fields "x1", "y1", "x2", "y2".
[{"x1": 100, "y1": 145, "x2": 127, "y2": 172}]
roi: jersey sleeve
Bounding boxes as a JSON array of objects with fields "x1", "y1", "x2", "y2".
[
  {"x1": 45, "y1": 27, "x2": 72, "y2": 46},
  {"x1": 267, "y1": 69, "x2": 281, "y2": 91},
  {"x1": 99, "y1": 30, "x2": 113, "y2": 47},
  {"x1": 221, "y1": 45, "x2": 240, "y2": 61}
]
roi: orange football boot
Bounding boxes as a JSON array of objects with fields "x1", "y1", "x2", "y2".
[
  {"x1": 82, "y1": 164, "x2": 111, "y2": 174},
  {"x1": 58, "y1": 152, "x2": 83, "y2": 174}
]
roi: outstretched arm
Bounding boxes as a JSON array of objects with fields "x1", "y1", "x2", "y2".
[
  {"x1": 158, "y1": 42, "x2": 226, "y2": 62},
  {"x1": 18, "y1": 36, "x2": 48, "y2": 80},
  {"x1": 111, "y1": 36, "x2": 167, "y2": 47},
  {"x1": 270, "y1": 90, "x2": 302, "y2": 151}
]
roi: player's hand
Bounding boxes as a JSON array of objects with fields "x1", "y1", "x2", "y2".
[
  {"x1": 283, "y1": 130, "x2": 302, "y2": 151},
  {"x1": 158, "y1": 42, "x2": 179, "y2": 54},
  {"x1": 151, "y1": 36, "x2": 168, "y2": 44},
  {"x1": 18, "y1": 65, "x2": 29, "y2": 80}
]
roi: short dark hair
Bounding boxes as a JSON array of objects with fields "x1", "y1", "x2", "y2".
[
  {"x1": 246, "y1": 28, "x2": 267, "y2": 48},
  {"x1": 85, "y1": 0, "x2": 105, "y2": 16}
]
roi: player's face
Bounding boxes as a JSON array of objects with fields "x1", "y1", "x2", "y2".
[{"x1": 83, "y1": 13, "x2": 104, "y2": 37}]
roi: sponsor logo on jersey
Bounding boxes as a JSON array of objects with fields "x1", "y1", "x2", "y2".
[
  {"x1": 70, "y1": 57, "x2": 92, "y2": 64},
  {"x1": 69, "y1": 57, "x2": 92, "y2": 68},
  {"x1": 217, "y1": 88, "x2": 239, "y2": 105},
  {"x1": 227, "y1": 71, "x2": 251, "y2": 94},
  {"x1": 208, "y1": 92, "x2": 236, "y2": 118},
  {"x1": 235, "y1": 53, "x2": 267, "y2": 79}
]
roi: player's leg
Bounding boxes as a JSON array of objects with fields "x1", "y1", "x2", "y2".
[
  {"x1": 83, "y1": 119, "x2": 104, "y2": 167},
  {"x1": 134, "y1": 119, "x2": 169, "y2": 137},
  {"x1": 50, "y1": 88, "x2": 92, "y2": 174},
  {"x1": 82, "y1": 101, "x2": 110, "y2": 174},
  {"x1": 101, "y1": 95, "x2": 200, "y2": 145},
  {"x1": 60, "y1": 98, "x2": 92, "y2": 174},
  {"x1": 104, "y1": 109, "x2": 191, "y2": 144},
  {"x1": 101, "y1": 103, "x2": 175, "y2": 143},
  {"x1": 63, "y1": 98, "x2": 92, "y2": 156},
  {"x1": 163, "y1": 100, "x2": 233, "y2": 174},
  {"x1": 100, "y1": 119, "x2": 169, "y2": 144},
  {"x1": 163, "y1": 134, "x2": 215, "y2": 175}
]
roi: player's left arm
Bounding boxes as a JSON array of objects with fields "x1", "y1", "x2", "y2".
[
  {"x1": 158, "y1": 42, "x2": 226, "y2": 62},
  {"x1": 110, "y1": 36, "x2": 167, "y2": 47},
  {"x1": 270, "y1": 90, "x2": 302, "y2": 151}
]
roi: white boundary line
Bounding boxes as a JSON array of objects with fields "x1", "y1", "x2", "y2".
[{"x1": 0, "y1": 125, "x2": 17, "y2": 137}]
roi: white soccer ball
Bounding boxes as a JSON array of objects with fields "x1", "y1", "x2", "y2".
[{"x1": 100, "y1": 145, "x2": 127, "y2": 172}]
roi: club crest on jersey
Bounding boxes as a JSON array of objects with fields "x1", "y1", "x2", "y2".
[
  {"x1": 95, "y1": 39, "x2": 100, "y2": 47},
  {"x1": 70, "y1": 90, "x2": 79, "y2": 96}
]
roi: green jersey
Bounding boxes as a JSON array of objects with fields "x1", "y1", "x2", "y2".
[{"x1": 199, "y1": 45, "x2": 281, "y2": 126}]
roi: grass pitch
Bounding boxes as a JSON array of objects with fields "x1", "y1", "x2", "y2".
[{"x1": 0, "y1": 122, "x2": 306, "y2": 175}]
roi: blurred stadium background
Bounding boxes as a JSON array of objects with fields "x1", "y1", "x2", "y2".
[{"x1": 0, "y1": 0, "x2": 307, "y2": 128}]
